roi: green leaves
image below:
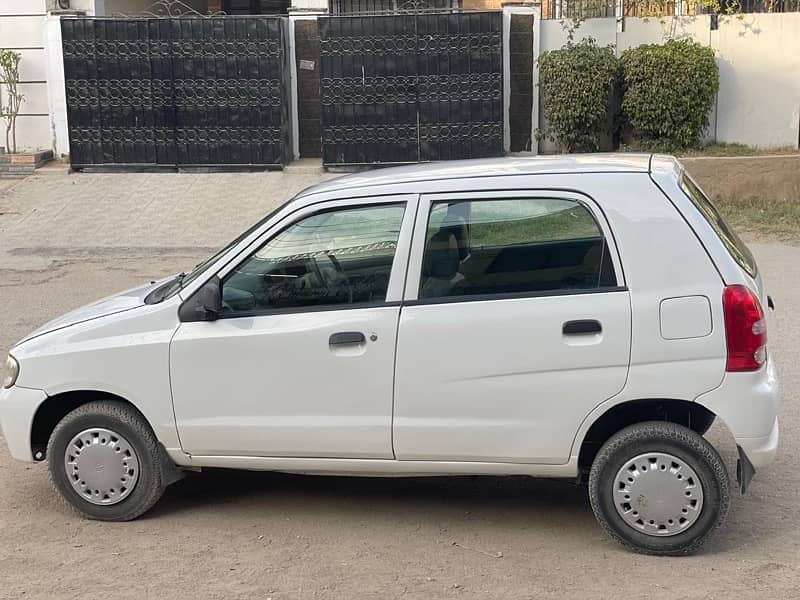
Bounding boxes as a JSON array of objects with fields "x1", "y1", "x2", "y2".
[
  {"x1": 538, "y1": 38, "x2": 719, "y2": 154},
  {"x1": 538, "y1": 39, "x2": 620, "y2": 153},
  {"x1": 620, "y1": 39, "x2": 719, "y2": 151},
  {"x1": 0, "y1": 49, "x2": 24, "y2": 154}
]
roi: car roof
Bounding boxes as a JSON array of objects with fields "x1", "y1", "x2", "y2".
[{"x1": 297, "y1": 153, "x2": 653, "y2": 199}]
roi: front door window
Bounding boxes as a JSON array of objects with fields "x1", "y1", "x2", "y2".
[{"x1": 222, "y1": 203, "x2": 406, "y2": 314}]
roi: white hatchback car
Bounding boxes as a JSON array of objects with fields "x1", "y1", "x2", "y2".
[{"x1": 1, "y1": 155, "x2": 778, "y2": 555}]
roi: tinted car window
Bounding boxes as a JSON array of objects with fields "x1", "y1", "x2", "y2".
[
  {"x1": 420, "y1": 198, "x2": 616, "y2": 299},
  {"x1": 223, "y1": 203, "x2": 405, "y2": 313},
  {"x1": 681, "y1": 173, "x2": 757, "y2": 277}
]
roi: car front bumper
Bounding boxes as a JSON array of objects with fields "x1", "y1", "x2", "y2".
[{"x1": 0, "y1": 385, "x2": 48, "y2": 462}]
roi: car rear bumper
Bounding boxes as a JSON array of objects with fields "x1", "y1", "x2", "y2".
[
  {"x1": 695, "y1": 356, "x2": 779, "y2": 484},
  {"x1": 736, "y1": 415, "x2": 779, "y2": 471},
  {"x1": 0, "y1": 385, "x2": 47, "y2": 463},
  {"x1": 736, "y1": 415, "x2": 779, "y2": 493}
]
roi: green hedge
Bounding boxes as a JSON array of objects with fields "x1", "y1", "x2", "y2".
[
  {"x1": 537, "y1": 39, "x2": 620, "y2": 153},
  {"x1": 620, "y1": 39, "x2": 719, "y2": 151}
]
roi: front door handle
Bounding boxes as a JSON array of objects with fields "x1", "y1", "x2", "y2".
[
  {"x1": 563, "y1": 319, "x2": 602, "y2": 335},
  {"x1": 329, "y1": 331, "x2": 366, "y2": 346}
]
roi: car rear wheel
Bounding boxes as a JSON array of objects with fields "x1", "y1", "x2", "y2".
[
  {"x1": 47, "y1": 400, "x2": 167, "y2": 521},
  {"x1": 588, "y1": 421, "x2": 730, "y2": 555}
]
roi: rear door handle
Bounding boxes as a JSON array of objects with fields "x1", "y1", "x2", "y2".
[
  {"x1": 563, "y1": 319, "x2": 602, "y2": 335},
  {"x1": 329, "y1": 331, "x2": 366, "y2": 346}
]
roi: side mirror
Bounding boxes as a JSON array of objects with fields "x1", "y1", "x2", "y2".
[{"x1": 178, "y1": 276, "x2": 223, "y2": 322}]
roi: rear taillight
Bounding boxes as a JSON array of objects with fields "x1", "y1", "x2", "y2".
[{"x1": 723, "y1": 285, "x2": 767, "y2": 371}]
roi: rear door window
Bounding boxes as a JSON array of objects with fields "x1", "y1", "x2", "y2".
[
  {"x1": 419, "y1": 198, "x2": 617, "y2": 300},
  {"x1": 680, "y1": 173, "x2": 757, "y2": 277}
]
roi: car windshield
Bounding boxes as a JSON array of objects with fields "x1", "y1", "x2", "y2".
[{"x1": 163, "y1": 199, "x2": 293, "y2": 300}]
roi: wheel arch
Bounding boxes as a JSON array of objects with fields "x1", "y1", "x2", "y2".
[
  {"x1": 576, "y1": 398, "x2": 717, "y2": 472},
  {"x1": 30, "y1": 390, "x2": 152, "y2": 461}
]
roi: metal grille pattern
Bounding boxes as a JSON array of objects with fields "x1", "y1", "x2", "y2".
[
  {"x1": 62, "y1": 17, "x2": 289, "y2": 168},
  {"x1": 318, "y1": 12, "x2": 503, "y2": 166},
  {"x1": 330, "y1": 0, "x2": 460, "y2": 15}
]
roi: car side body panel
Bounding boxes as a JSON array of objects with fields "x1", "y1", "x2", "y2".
[
  {"x1": 0, "y1": 155, "x2": 777, "y2": 481},
  {"x1": 9, "y1": 298, "x2": 183, "y2": 451}
]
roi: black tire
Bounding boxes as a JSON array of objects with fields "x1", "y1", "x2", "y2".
[
  {"x1": 47, "y1": 400, "x2": 167, "y2": 521},
  {"x1": 588, "y1": 421, "x2": 730, "y2": 556}
]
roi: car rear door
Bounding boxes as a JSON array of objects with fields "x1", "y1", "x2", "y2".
[{"x1": 393, "y1": 191, "x2": 632, "y2": 464}]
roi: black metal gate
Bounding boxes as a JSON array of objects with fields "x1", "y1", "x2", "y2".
[
  {"x1": 318, "y1": 12, "x2": 503, "y2": 166},
  {"x1": 62, "y1": 17, "x2": 289, "y2": 169}
]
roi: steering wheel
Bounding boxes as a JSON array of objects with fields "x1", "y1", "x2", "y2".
[{"x1": 308, "y1": 252, "x2": 354, "y2": 303}]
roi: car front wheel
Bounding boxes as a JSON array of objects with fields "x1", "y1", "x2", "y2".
[
  {"x1": 47, "y1": 400, "x2": 167, "y2": 521},
  {"x1": 588, "y1": 421, "x2": 730, "y2": 555}
]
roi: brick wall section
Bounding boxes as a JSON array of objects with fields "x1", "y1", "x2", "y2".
[
  {"x1": 509, "y1": 12, "x2": 534, "y2": 151},
  {"x1": 461, "y1": 0, "x2": 504, "y2": 9},
  {"x1": 0, "y1": 150, "x2": 53, "y2": 178},
  {"x1": 295, "y1": 19, "x2": 323, "y2": 158},
  {"x1": 463, "y1": 1, "x2": 549, "y2": 15}
]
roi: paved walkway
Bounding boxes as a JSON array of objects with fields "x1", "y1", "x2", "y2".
[{"x1": 0, "y1": 168, "x2": 337, "y2": 269}]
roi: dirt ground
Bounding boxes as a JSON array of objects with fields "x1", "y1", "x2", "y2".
[
  {"x1": 684, "y1": 156, "x2": 800, "y2": 204},
  {"x1": 1, "y1": 171, "x2": 799, "y2": 599}
]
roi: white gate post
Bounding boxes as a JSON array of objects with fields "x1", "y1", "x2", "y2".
[{"x1": 44, "y1": 13, "x2": 69, "y2": 157}]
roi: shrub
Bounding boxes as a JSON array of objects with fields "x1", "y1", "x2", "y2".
[
  {"x1": 0, "y1": 49, "x2": 24, "y2": 154},
  {"x1": 620, "y1": 39, "x2": 719, "y2": 151},
  {"x1": 537, "y1": 38, "x2": 620, "y2": 153}
]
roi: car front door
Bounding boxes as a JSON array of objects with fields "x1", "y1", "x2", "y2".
[
  {"x1": 393, "y1": 191, "x2": 632, "y2": 464},
  {"x1": 170, "y1": 195, "x2": 416, "y2": 458}
]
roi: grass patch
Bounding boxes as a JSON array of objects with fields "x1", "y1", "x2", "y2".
[
  {"x1": 714, "y1": 195, "x2": 800, "y2": 243},
  {"x1": 679, "y1": 143, "x2": 799, "y2": 158},
  {"x1": 469, "y1": 206, "x2": 600, "y2": 248},
  {"x1": 621, "y1": 142, "x2": 799, "y2": 157}
]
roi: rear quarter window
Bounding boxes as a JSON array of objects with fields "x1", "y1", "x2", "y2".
[{"x1": 680, "y1": 173, "x2": 757, "y2": 278}]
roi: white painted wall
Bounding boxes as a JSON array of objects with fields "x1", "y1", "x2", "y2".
[
  {"x1": 0, "y1": 1, "x2": 50, "y2": 151},
  {"x1": 537, "y1": 14, "x2": 800, "y2": 151},
  {"x1": 290, "y1": 0, "x2": 327, "y2": 9},
  {"x1": 540, "y1": 17, "x2": 617, "y2": 50},
  {"x1": 712, "y1": 13, "x2": 800, "y2": 149},
  {"x1": 616, "y1": 15, "x2": 711, "y2": 52},
  {"x1": 44, "y1": 14, "x2": 70, "y2": 157},
  {"x1": 2, "y1": 0, "x2": 47, "y2": 14}
]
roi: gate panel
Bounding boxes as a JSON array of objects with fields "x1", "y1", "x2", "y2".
[
  {"x1": 62, "y1": 16, "x2": 288, "y2": 168},
  {"x1": 149, "y1": 18, "x2": 176, "y2": 165},
  {"x1": 63, "y1": 18, "x2": 159, "y2": 167},
  {"x1": 170, "y1": 17, "x2": 287, "y2": 166},
  {"x1": 319, "y1": 15, "x2": 419, "y2": 165},
  {"x1": 416, "y1": 12, "x2": 503, "y2": 161},
  {"x1": 318, "y1": 11, "x2": 503, "y2": 166}
]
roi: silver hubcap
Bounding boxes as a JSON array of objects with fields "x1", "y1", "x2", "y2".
[
  {"x1": 613, "y1": 452, "x2": 704, "y2": 536},
  {"x1": 64, "y1": 428, "x2": 140, "y2": 506}
]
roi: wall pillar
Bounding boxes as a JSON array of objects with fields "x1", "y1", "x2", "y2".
[
  {"x1": 502, "y1": 2, "x2": 540, "y2": 154},
  {"x1": 288, "y1": 9, "x2": 326, "y2": 160},
  {"x1": 44, "y1": 13, "x2": 71, "y2": 157}
]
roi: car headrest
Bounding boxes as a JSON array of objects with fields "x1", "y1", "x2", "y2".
[
  {"x1": 423, "y1": 230, "x2": 460, "y2": 279},
  {"x1": 440, "y1": 215, "x2": 469, "y2": 261}
]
